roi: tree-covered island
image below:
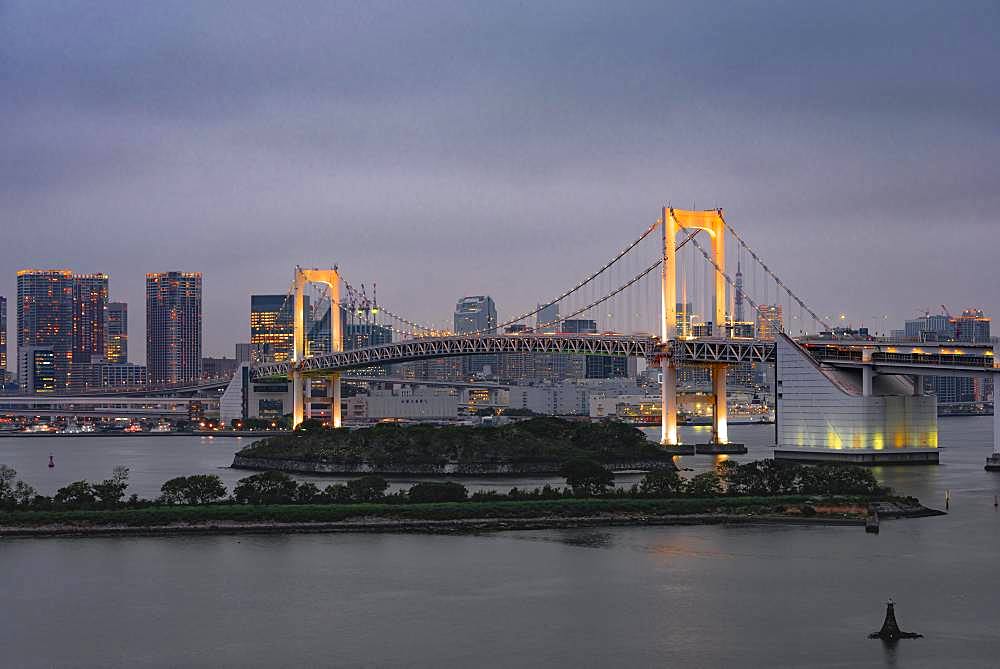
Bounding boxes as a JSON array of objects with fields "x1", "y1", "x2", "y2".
[{"x1": 231, "y1": 418, "x2": 678, "y2": 475}]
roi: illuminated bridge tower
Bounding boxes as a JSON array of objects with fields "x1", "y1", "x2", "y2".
[
  {"x1": 292, "y1": 268, "x2": 342, "y2": 429},
  {"x1": 660, "y1": 207, "x2": 729, "y2": 446}
]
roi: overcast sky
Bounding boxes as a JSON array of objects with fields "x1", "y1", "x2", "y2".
[{"x1": 3, "y1": 1, "x2": 999, "y2": 364}]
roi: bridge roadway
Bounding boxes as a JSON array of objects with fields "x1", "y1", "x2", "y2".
[
  {"x1": 251, "y1": 333, "x2": 997, "y2": 380},
  {"x1": 0, "y1": 396, "x2": 218, "y2": 418},
  {"x1": 253, "y1": 333, "x2": 661, "y2": 379},
  {"x1": 801, "y1": 340, "x2": 998, "y2": 376}
]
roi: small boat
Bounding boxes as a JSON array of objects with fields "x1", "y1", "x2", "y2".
[
  {"x1": 985, "y1": 453, "x2": 1000, "y2": 472},
  {"x1": 48, "y1": 454, "x2": 55, "y2": 469}
]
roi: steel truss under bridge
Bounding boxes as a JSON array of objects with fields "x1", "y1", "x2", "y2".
[
  {"x1": 670, "y1": 338, "x2": 777, "y2": 365},
  {"x1": 252, "y1": 333, "x2": 657, "y2": 379}
]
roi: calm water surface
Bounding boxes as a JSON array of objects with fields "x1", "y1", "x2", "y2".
[{"x1": 2, "y1": 419, "x2": 999, "y2": 668}]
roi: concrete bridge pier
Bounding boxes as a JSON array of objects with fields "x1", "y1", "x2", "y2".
[
  {"x1": 329, "y1": 372, "x2": 342, "y2": 428},
  {"x1": 862, "y1": 366, "x2": 874, "y2": 396},
  {"x1": 660, "y1": 357, "x2": 677, "y2": 445},
  {"x1": 712, "y1": 363, "x2": 728, "y2": 444},
  {"x1": 291, "y1": 369, "x2": 304, "y2": 428}
]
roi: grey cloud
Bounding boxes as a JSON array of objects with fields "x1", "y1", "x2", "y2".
[{"x1": 2, "y1": 1, "x2": 999, "y2": 360}]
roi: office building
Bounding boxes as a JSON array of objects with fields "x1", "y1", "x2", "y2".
[
  {"x1": 756, "y1": 304, "x2": 784, "y2": 340},
  {"x1": 17, "y1": 269, "x2": 75, "y2": 391},
  {"x1": 901, "y1": 309, "x2": 990, "y2": 402},
  {"x1": 904, "y1": 314, "x2": 953, "y2": 341},
  {"x1": 105, "y1": 302, "x2": 128, "y2": 363},
  {"x1": 676, "y1": 302, "x2": 693, "y2": 337},
  {"x1": 203, "y1": 357, "x2": 238, "y2": 379},
  {"x1": 536, "y1": 303, "x2": 560, "y2": 332},
  {"x1": 74, "y1": 357, "x2": 148, "y2": 389},
  {"x1": 498, "y1": 324, "x2": 536, "y2": 382},
  {"x1": 343, "y1": 322, "x2": 393, "y2": 376},
  {"x1": 100, "y1": 362, "x2": 147, "y2": 388},
  {"x1": 250, "y1": 294, "x2": 304, "y2": 363},
  {"x1": 954, "y1": 309, "x2": 990, "y2": 343},
  {"x1": 455, "y1": 296, "x2": 497, "y2": 333},
  {"x1": 19, "y1": 346, "x2": 57, "y2": 393},
  {"x1": 455, "y1": 295, "x2": 497, "y2": 376},
  {"x1": 146, "y1": 271, "x2": 202, "y2": 384},
  {"x1": 72, "y1": 273, "x2": 109, "y2": 367}
]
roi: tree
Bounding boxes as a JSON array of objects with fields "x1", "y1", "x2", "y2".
[
  {"x1": 295, "y1": 419, "x2": 327, "y2": 434},
  {"x1": 799, "y1": 464, "x2": 883, "y2": 496},
  {"x1": 560, "y1": 458, "x2": 614, "y2": 496},
  {"x1": 685, "y1": 472, "x2": 722, "y2": 498},
  {"x1": 294, "y1": 482, "x2": 321, "y2": 504},
  {"x1": 346, "y1": 475, "x2": 389, "y2": 503},
  {"x1": 11, "y1": 480, "x2": 36, "y2": 507},
  {"x1": 161, "y1": 475, "x2": 228, "y2": 505},
  {"x1": 0, "y1": 465, "x2": 19, "y2": 508},
  {"x1": 54, "y1": 481, "x2": 97, "y2": 509},
  {"x1": 639, "y1": 469, "x2": 683, "y2": 498},
  {"x1": 0, "y1": 464, "x2": 16, "y2": 490},
  {"x1": 321, "y1": 483, "x2": 352, "y2": 503},
  {"x1": 233, "y1": 471, "x2": 299, "y2": 505},
  {"x1": 407, "y1": 481, "x2": 468, "y2": 503},
  {"x1": 92, "y1": 466, "x2": 130, "y2": 508}
]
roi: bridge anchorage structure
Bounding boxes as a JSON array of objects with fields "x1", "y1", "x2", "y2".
[{"x1": 245, "y1": 203, "x2": 997, "y2": 463}]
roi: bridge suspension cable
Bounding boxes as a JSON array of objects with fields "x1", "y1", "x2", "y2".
[
  {"x1": 358, "y1": 219, "x2": 667, "y2": 339},
  {"x1": 536, "y1": 259, "x2": 663, "y2": 331},
  {"x1": 718, "y1": 213, "x2": 831, "y2": 331},
  {"x1": 689, "y1": 234, "x2": 828, "y2": 336}
]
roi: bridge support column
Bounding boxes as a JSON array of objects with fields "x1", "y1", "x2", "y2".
[
  {"x1": 329, "y1": 372, "x2": 342, "y2": 428},
  {"x1": 291, "y1": 370, "x2": 304, "y2": 428},
  {"x1": 660, "y1": 357, "x2": 678, "y2": 445},
  {"x1": 712, "y1": 363, "x2": 728, "y2": 444},
  {"x1": 912, "y1": 375, "x2": 923, "y2": 396},
  {"x1": 862, "y1": 366, "x2": 873, "y2": 397}
]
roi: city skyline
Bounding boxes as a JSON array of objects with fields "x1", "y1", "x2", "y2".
[
  {"x1": 0, "y1": 272, "x2": 995, "y2": 373},
  {"x1": 3, "y1": 3, "x2": 999, "y2": 363}
]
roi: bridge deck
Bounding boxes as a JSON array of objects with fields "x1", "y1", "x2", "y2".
[{"x1": 249, "y1": 334, "x2": 996, "y2": 380}]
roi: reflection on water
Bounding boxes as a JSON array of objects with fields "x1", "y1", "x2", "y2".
[
  {"x1": 552, "y1": 530, "x2": 615, "y2": 549},
  {"x1": 1, "y1": 419, "x2": 999, "y2": 668}
]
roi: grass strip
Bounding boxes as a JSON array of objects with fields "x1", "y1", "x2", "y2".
[{"x1": 0, "y1": 495, "x2": 874, "y2": 528}]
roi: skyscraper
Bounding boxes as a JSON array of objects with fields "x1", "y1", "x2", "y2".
[
  {"x1": 0, "y1": 295, "x2": 6, "y2": 380},
  {"x1": 756, "y1": 304, "x2": 784, "y2": 341},
  {"x1": 455, "y1": 296, "x2": 497, "y2": 376},
  {"x1": 954, "y1": 309, "x2": 990, "y2": 343},
  {"x1": 454, "y1": 296, "x2": 497, "y2": 334},
  {"x1": 72, "y1": 273, "x2": 109, "y2": 366},
  {"x1": 105, "y1": 302, "x2": 128, "y2": 363},
  {"x1": 146, "y1": 272, "x2": 202, "y2": 384},
  {"x1": 250, "y1": 294, "x2": 301, "y2": 362},
  {"x1": 17, "y1": 269, "x2": 74, "y2": 391}
]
